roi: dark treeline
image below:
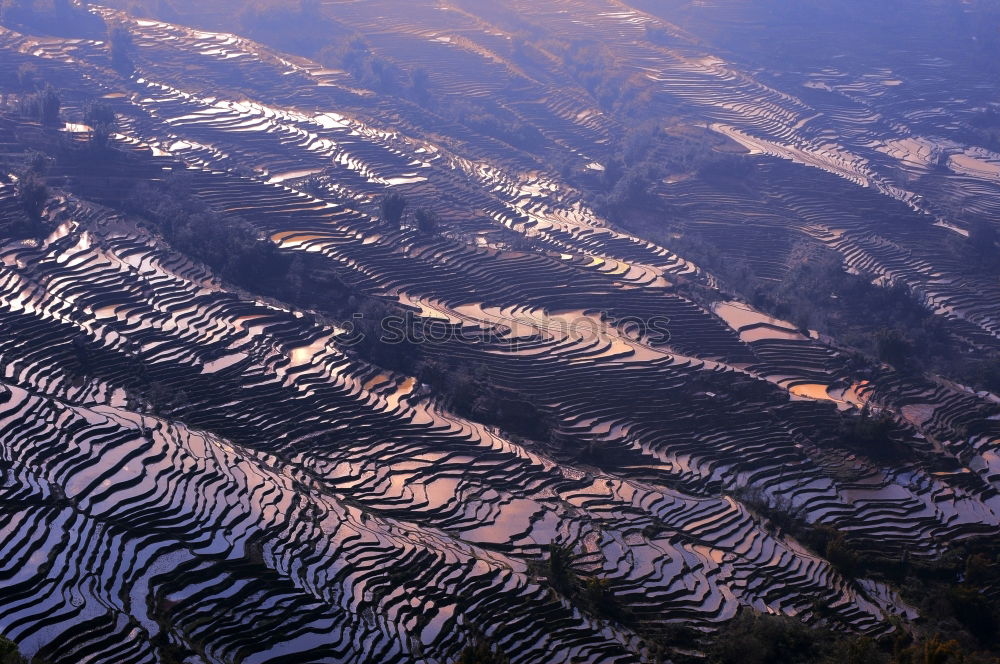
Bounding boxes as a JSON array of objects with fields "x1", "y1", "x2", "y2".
[
  {"x1": 125, "y1": 174, "x2": 294, "y2": 292},
  {"x1": 553, "y1": 121, "x2": 749, "y2": 224}
]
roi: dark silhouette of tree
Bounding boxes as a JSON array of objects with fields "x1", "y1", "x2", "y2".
[
  {"x1": 285, "y1": 255, "x2": 306, "y2": 301},
  {"x1": 456, "y1": 639, "x2": 508, "y2": 664},
  {"x1": 581, "y1": 576, "x2": 631, "y2": 623},
  {"x1": 414, "y1": 208, "x2": 438, "y2": 234},
  {"x1": 84, "y1": 101, "x2": 117, "y2": 150},
  {"x1": 410, "y1": 66, "x2": 430, "y2": 103},
  {"x1": 835, "y1": 404, "x2": 903, "y2": 463},
  {"x1": 0, "y1": 633, "x2": 27, "y2": 664},
  {"x1": 964, "y1": 553, "x2": 996, "y2": 586},
  {"x1": 895, "y1": 634, "x2": 968, "y2": 664},
  {"x1": 874, "y1": 327, "x2": 911, "y2": 366},
  {"x1": 448, "y1": 100, "x2": 543, "y2": 150},
  {"x1": 379, "y1": 191, "x2": 407, "y2": 227},
  {"x1": 16, "y1": 85, "x2": 59, "y2": 125},
  {"x1": 708, "y1": 611, "x2": 827, "y2": 664},
  {"x1": 15, "y1": 63, "x2": 36, "y2": 90},
  {"x1": 16, "y1": 171, "x2": 47, "y2": 221},
  {"x1": 824, "y1": 530, "x2": 861, "y2": 577},
  {"x1": 545, "y1": 543, "x2": 577, "y2": 595},
  {"x1": 23, "y1": 150, "x2": 49, "y2": 176},
  {"x1": 39, "y1": 84, "x2": 60, "y2": 125},
  {"x1": 107, "y1": 25, "x2": 134, "y2": 74}
]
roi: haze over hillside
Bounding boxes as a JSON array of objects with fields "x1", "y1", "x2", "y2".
[{"x1": 0, "y1": 1, "x2": 999, "y2": 663}]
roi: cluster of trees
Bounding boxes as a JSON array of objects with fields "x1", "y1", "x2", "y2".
[
  {"x1": 124, "y1": 174, "x2": 294, "y2": 292},
  {"x1": 16, "y1": 84, "x2": 60, "y2": 125},
  {"x1": 834, "y1": 403, "x2": 908, "y2": 464},
  {"x1": 83, "y1": 100, "x2": 117, "y2": 150},
  {"x1": 12, "y1": 71, "x2": 119, "y2": 152},
  {"x1": 895, "y1": 544, "x2": 1000, "y2": 655},
  {"x1": 705, "y1": 611, "x2": 1000, "y2": 664},
  {"x1": 445, "y1": 100, "x2": 544, "y2": 151},
  {"x1": 732, "y1": 243, "x2": 950, "y2": 371},
  {"x1": 709, "y1": 611, "x2": 860, "y2": 664},
  {"x1": 0, "y1": 633, "x2": 50, "y2": 664},
  {"x1": 585, "y1": 124, "x2": 743, "y2": 222},
  {"x1": 953, "y1": 356, "x2": 1000, "y2": 395},
  {"x1": 801, "y1": 525, "x2": 863, "y2": 579},
  {"x1": 410, "y1": 352, "x2": 552, "y2": 440},
  {"x1": 17, "y1": 150, "x2": 49, "y2": 216},
  {"x1": 586, "y1": 123, "x2": 664, "y2": 219},
  {"x1": 379, "y1": 190, "x2": 407, "y2": 227},
  {"x1": 644, "y1": 24, "x2": 674, "y2": 46},
  {"x1": 0, "y1": 635, "x2": 24, "y2": 664},
  {"x1": 541, "y1": 39, "x2": 652, "y2": 114},
  {"x1": 319, "y1": 36, "x2": 416, "y2": 96},
  {"x1": 346, "y1": 301, "x2": 555, "y2": 443},
  {"x1": 377, "y1": 191, "x2": 439, "y2": 234},
  {"x1": 707, "y1": 598, "x2": 999, "y2": 664},
  {"x1": 2, "y1": 150, "x2": 51, "y2": 238},
  {"x1": 3, "y1": 84, "x2": 121, "y2": 239},
  {"x1": 534, "y1": 544, "x2": 633, "y2": 626}
]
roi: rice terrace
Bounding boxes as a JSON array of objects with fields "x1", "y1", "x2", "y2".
[{"x1": 0, "y1": 1, "x2": 999, "y2": 663}]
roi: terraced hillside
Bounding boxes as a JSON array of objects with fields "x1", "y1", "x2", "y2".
[{"x1": 1, "y1": 2, "x2": 999, "y2": 663}]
